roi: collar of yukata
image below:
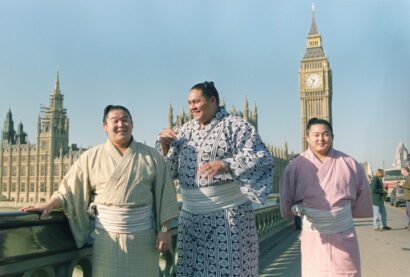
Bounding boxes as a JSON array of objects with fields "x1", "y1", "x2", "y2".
[
  {"x1": 215, "y1": 107, "x2": 228, "y2": 119},
  {"x1": 207, "y1": 106, "x2": 228, "y2": 125},
  {"x1": 307, "y1": 146, "x2": 335, "y2": 164}
]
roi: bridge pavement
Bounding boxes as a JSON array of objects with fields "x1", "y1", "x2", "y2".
[{"x1": 259, "y1": 205, "x2": 409, "y2": 277}]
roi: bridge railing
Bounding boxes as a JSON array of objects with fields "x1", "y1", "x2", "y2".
[{"x1": 0, "y1": 200, "x2": 292, "y2": 277}]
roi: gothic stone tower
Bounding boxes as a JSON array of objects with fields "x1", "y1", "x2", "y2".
[
  {"x1": 1, "y1": 71, "x2": 83, "y2": 203},
  {"x1": 299, "y1": 4, "x2": 333, "y2": 151},
  {"x1": 36, "y1": 71, "x2": 69, "y2": 197},
  {"x1": 2, "y1": 110, "x2": 16, "y2": 145}
]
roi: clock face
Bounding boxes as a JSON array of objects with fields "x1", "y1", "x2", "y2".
[{"x1": 306, "y1": 73, "x2": 322, "y2": 89}]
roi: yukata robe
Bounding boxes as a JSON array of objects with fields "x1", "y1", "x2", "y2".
[
  {"x1": 158, "y1": 107, "x2": 274, "y2": 277},
  {"x1": 53, "y1": 139, "x2": 179, "y2": 277},
  {"x1": 279, "y1": 148, "x2": 372, "y2": 277}
]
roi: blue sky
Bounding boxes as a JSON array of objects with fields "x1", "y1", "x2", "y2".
[{"x1": 0, "y1": 0, "x2": 409, "y2": 171}]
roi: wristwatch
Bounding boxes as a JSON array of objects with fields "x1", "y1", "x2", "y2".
[
  {"x1": 161, "y1": 226, "x2": 169, "y2": 233},
  {"x1": 221, "y1": 160, "x2": 231, "y2": 172}
]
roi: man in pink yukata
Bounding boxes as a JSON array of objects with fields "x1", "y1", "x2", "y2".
[{"x1": 280, "y1": 118, "x2": 373, "y2": 277}]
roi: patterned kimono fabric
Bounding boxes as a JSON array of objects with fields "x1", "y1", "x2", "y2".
[
  {"x1": 53, "y1": 140, "x2": 179, "y2": 277},
  {"x1": 279, "y1": 148, "x2": 373, "y2": 277},
  {"x1": 158, "y1": 108, "x2": 274, "y2": 277}
]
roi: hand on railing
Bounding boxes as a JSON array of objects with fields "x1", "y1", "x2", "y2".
[{"x1": 19, "y1": 197, "x2": 61, "y2": 220}]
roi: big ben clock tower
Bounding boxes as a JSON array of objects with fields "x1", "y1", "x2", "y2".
[{"x1": 299, "y1": 4, "x2": 333, "y2": 151}]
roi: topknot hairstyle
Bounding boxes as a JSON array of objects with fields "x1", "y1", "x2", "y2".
[
  {"x1": 190, "y1": 81, "x2": 220, "y2": 106},
  {"x1": 306, "y1": 117, "x2": 333, "y2": 135},
  {"x1": 103, "y1": 105, "x2": 133, "y2": 123}
]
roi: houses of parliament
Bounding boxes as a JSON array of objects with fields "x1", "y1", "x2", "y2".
[
  {"x1": 0, "y1": 73, "x2": 83, "y2": 202},
  {"x1": 0, "y1": 6, "x2": 332, "y2": 202}
]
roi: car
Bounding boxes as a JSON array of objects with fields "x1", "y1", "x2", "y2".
[
  {"x1": 390, "y1": 186, "x2": 405, "y2": 207},
  {"x1": 382, "y1": 169, "x2": 405, "y2": 202}
]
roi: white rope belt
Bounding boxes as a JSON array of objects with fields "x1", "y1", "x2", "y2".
[
  {"x1": 291, "y1": 203, "x2": 354, "y2": 234},
  {"x1": 180, "y1": 182, "x2": 248, "y2": 214},
  {"x1": 94, "y1": 204, "x2": 153, "y2": 234}
]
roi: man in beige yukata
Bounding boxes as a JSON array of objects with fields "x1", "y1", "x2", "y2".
[{"x1": 21, "y1": 105, "x2": 179, "y2": 277}]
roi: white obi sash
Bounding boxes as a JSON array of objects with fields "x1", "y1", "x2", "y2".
[
  {"x1": 94, "y1": 204, "x2": 153, "y2": 234},
  {"x1": 291, "y1": 203, "x2": 354, "y2": 234},
  {"x1": 180, "y1": 182, "x2": 248, "y2": 214}
]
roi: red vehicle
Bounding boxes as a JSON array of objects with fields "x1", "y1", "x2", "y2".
[{"x1": 382, "y1": 169, "x2": 405, "y2": 202}]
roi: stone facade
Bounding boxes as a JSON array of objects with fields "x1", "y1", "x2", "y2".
[
  {"x1": 299, "y1": 4, "x2": 333, "y2": 151},
  {"x1": 266, "y1": 141, "x2": 295, "y2": 194},
  {"x1": 0, "y1": 72, "x2": 83, "y2": 202}
]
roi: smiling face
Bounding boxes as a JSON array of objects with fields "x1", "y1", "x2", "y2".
[
  {"x1": 306, "y1": 123, "x2": 334, "y2": 157},
  {"x1": 188, "y1": 88, "x2": 218, "y2": 127},
  {"x1": 103, "y1": 109, "x2": 133, "y2": 146}
]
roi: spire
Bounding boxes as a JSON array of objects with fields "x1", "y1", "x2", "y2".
[
  {"x1": 252, "y1": 102, "x2": 258, "y2": 131},
  {"x1": 243, "y1": 97, "x2": 249, "y2": 121},
  {"x1": 64, "y1": 117, "x2": 69, "y2": 132},
  {"x1": 168, "y1": 104, "x2": 173, "y2": 129},
  {"x1": 2, "y1": 109, "x2": 16, "y2": 144},
  {"x1": 16, "y1": 122, "x2": 23, "y2": 133},
  {"x1": 52, "y1": 70, "x2": 61, "y2": 95},
  {"x1": 231, "y1": 104, "x2": 236, "y2": 115},
  {"x1": 221, "y1": 97, "x2": 225, "y2": 107},
  {"x1": 48, "y1": 70, "x2": 65, "y2": 110},
  {"x1": 181, "y1": 108, "x2": 187, "y2": 125},
  {"x1": 308, "y1": 3, "x2": 320, "y2": 36},
  {"x1": 16, "y1": 122, "x2": 27, "y2": 144},
  {"x1": 5, "y1": 108, "x2": 13, "y2": 129},
  {"x1": 37, "y1": 113, "x2": 42, "y2": 133},
  {"x1": 304, "y1": 3, "x2": 324, "y2": 52}
]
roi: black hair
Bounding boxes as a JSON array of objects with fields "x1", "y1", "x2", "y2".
[
  {"x1": 306, "y1": 117, "x2": 333, "y2": 135},
  {"x1": 103, "y1": 105, "x2": 133, "y2": 123},
  {"x1": 190, "y1": 81, "x2": 220, "y2": 106}
]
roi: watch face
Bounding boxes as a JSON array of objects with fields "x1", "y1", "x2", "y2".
[{"x1": 306, "y1": 73, "x2": 322, "y2": 89}]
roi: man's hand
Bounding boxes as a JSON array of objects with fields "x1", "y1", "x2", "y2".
[
  {"x1": 156, "y1": 220, "x2": 172, "y2": 253},
  {"x1": 158, "y1": 129, "x2": 179, "y2": 156},
  {"x1": 156, "y1": 230, "x2": 172, "y2": 253},
  {"x1": 19, "y1": 197, "x2": 61, "y2": 220},
  {"x1": 199, "y1": 160, "x2": 228, "y2": 180}
]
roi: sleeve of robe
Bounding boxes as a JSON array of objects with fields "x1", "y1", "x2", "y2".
[
  {"x1": 351, "y1": 162, "x2": 373, "y2": 218},
  {"x1": 52, "y1": 152, "x2": 92, "y2": 248},
  {"x1": 223, "y1": 121, "x2": 274, "y2": 205},
  {"x1": 151, "y1": 149, "x2": 180, "y2": 231},
  {"x1": 279, "y1": 161, "x2": 297, "y2": 218}
]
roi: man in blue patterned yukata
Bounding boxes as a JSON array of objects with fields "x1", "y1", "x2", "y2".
[{"x1": 157, "y1": 81, "x2": 274, "y2": 277}]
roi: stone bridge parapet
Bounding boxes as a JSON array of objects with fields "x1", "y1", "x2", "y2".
[{"x1": 0, "y1": 199, "x2": 291, "y2": 277}]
